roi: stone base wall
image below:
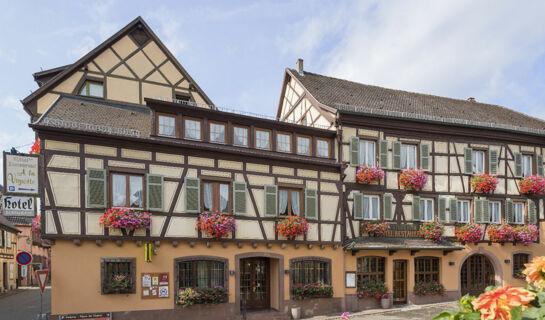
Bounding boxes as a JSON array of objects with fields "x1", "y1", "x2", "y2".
[
  {"x1": 344, "y1": 294, "x2": 381, "y2": 312},
  {"x1": 282, "y1": 297, "x2": 344, "y2": 318},
  {"x1": 408, "y1": 290, "x2": 459, "y2": 305}
]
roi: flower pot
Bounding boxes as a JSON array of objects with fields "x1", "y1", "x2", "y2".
[
  {"x1": 381, "y1": 298, "x2": 390, "y2": 309},
  {"x1": 291, "y1": 306, "x2": 301, "y2": 319}
]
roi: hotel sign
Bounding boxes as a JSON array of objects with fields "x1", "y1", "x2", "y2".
[
  {"x1": 3, "y1": 196, "x2": 35, "y2": 216},
  {"x1": 3, "y1": 153, "x2": 39, "y2": 196}
]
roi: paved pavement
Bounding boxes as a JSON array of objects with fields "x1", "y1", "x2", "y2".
[
  {"x1": 312, "y1": 301, "x2": 458, "y2": 320},
  {"x1": 0, "y1": 287, "x2": 51, "y2": 320}
]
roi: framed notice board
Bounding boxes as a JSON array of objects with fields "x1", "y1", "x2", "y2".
[{"x1": 141, "y1": 272, "x2": 169, "y2": 299}]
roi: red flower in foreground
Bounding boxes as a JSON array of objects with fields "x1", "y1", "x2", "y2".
[{"x1": 472, "y1": 286, "x2": 535, "y2": 320}]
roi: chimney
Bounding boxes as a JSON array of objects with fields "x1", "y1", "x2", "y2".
[
  {"x1": 296, "y1": 58, "x2": 304, "y2": 75},
  {"x1": 467, "y1": 97, "x2": 476, "y2": 102}
]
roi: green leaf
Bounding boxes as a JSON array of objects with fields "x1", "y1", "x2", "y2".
[
  {"x1": 522, "y1": 307, "x2": 543, "y2": 320},
  {"x1": 484, "y1": 285, "x2": 498, "y2": 292},
  {"x1": 511, "y1": 306, "x2": 523, "y2": 320},
  {"x1": 459, "y1": 313, "x2": 481, "y2": 320},
  {"x1": 537, "y1": 292, "x2": 545, "y2": 307},
  {"x1": 457, "y1": 294, "x2": 476, "y2": 313},
  {"x1": 432, "y1": 311, "x2": 457, "y2": 320}
]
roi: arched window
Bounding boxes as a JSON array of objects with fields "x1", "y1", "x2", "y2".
[
  {"x1": 513, "y1": 253, "x2": 530, "y2": 279},
  {"x1": 357, "y1": 256, "x2": 385, "y2": 286},
  {"x1": 291, "y1": 258, "x2": 331, "y2": 285},
  {"x1": 414, "y1": 257, "x2": 440, "y2": 283}
]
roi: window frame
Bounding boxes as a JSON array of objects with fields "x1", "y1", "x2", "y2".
[
  {"x1": 401, "y1": 143, "x2": 418, "y2": 170},
  {"x1": 78, "y1": 79, "x2": 104, "y2": 98},
  {"x1": 254, "y1": 128, "x2": 272, "y2": 150},
  {"x1": 420, "y1": 198, "x2": 435, "y2": 222},
  {"x1": 522, "y1": 154, "x2": 533, "y2": 177},
  {"x1": 100, "y1": 257, "x2": 136, "y2": 294},
  {"x1": 182, "y1": 116, "x2": 203, "y2": 141},
  {"x1": 363, "y1": 195, "x2": 380, "y2": 220},
  {"x1": 316, "y1": 137, "x2": 331, "y2": 158},
  {"x1": 276, "y1": 131, "x2": 293, "y2": 153},
  {"x1": 5, "y1": 232, "x2": 11, "y2": 249},
  {"x1": 174, "y1": 256, "x2": 229, "y2": 292},
  {"x1": 513, "y1": 253, "x2": 531, "y2": 279},
  {"x1": 359, "y1": 139, "x2": 377, "y2": 167},
  {"x1": 109, "y1": 171, "x2": 145, "y2": 209},
  {"x1": 290, "y1": 257, "x2": 331, "y2": 286},
  {"x1": 457, "y1": 199, "x2": 471, "y2": 223},
  {"x1": 356, "y1": 256, "x2": 386, "y2": 287},
  {"x1": 513, "y1": 201, "x2": 525, "y2": 224},
  {"x1": 174, "y1": 93, "x2": 192, "y2": 104},
  {"x1": 208, "y1": 121, "x2": 227, "y2": 144},
  {"x1": 201, "y1": 178, "x2": 232, "y2": 214},
  {"x1": 296, "y1": 135, "x2": 312, "y2": 156},
  {"x1": 278, "y1": 186, "x2": 303, "y2": 216},
  {"x1": 414, "y1": 257, "x2": 440, "y2": 283},
  {"x1": 472, "y1": 149, "x2": 487, "y2": 174},
  {"x1": 232, "y1": 125, "x2": 249, "y2": 147},
  {"x1": 156, "y1": 112, "x2": 178, "y2": 138},
  {"x1": 489, "y1": 201, "x2": 502, "y2": 224}
]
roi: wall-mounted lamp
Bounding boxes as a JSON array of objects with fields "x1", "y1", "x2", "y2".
[
  {"x1": 284, "y1": 270, "x2": 290, "y2": 275},
  {"x1": 504, "y1": 259, "x2": 511, "y2": 264},
  {"x1": 449, "y1": 262, "x2": 455, "y2": 266},
  {"x1": 230, "y1": 270, "x2": 235, "y2": 276}
]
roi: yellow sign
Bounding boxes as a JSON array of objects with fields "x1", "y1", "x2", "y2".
[{"x1": 145, "y1": 243, "x2": 153, "y2": 262}]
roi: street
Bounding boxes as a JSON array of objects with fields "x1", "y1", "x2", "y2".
[
  {"x1": 314, "y1": 301, "x2": 458, "y2": 320},
  {"x1": 0, "y1": 288, "x2": 51, "y2": 320}
]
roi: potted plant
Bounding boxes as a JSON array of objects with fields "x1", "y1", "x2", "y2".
[
  {"x1": 108, "y1": 273, "x2": 131, "y2": 293},
  {"x1": 197, "y1": 211, "x2": 236, "y2": 239},
  {"x1": 291, "y1": 306, "x2": 302, "y2": 320},
  {"x1": 418, "y1": 222, "x2": 445, "y2": 243},
  {"x1": 513, "y1": 224, "x2": 539, "y2": 246},
  {"x1": 454, "y1": 223, "x2": 483, "y2": 245},
  {"x1": 519, "y1": 175, "x2": 545, "y2": 197},
  {"x1": 381, "y1": 293, "x2": 391, "y2": 309},
  {"x1": 99, "y1": 207, "x2": 151, "y2": 235},
  {"x1": 470, "y1": 173, "x2": 498, "y2": 193},
  {"x1": 356, "y1": 166, "x2": 385, "y2": 184},
  {"x1": 487, "y1": 224, "x2": 514, "y2": 244},
  {"x1": 276, "y1": 216, "x2": 309, "y2": 240},
  {"x1": 361, "y1": 220, "x2": 390, "y2": 237},
  {"x1": 398, "y1": 168, "x2": 429, "y2": 191}
]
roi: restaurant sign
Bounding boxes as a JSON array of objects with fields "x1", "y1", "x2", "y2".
[
  {"x1": 2, "y1": 196, "x2": 35, "y2": 216},
  {"x1": 3, "y1": 152, "x2": 39, "y2": 196}
]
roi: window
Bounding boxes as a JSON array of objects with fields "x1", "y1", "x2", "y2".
[
  {"x1": 101, "y1": 258, "x2": 136, "y2": 294},
  {"x1": 157, "y1": 113, "x2": 177, "y2": 137},
  {"x1": 279, "y1": 188, "x2": 302, "y2": 216},
  {"x1": 522, "y1": 155, "x2": 533, "y2": 177},
  {"x1": 178, "y1": 259, "x2": 226, "y2": 289},
  {"x1": 296, "y1": 136, "x2": 311, "y2": 155},
  {"x1": 513, "y1": 253, "x2": 530, "y2": 279},
  {"x1": 401, "y1": 144, "x2": 417, "y2": 169},
  {"x1": 316, "y1": 139, "x2": 330, "y2": 158},
  {"x1": 415, "y1": 257, "x2": 439, "y2": 283},
  {"x1": 209, "y1": 122, "x2": 226, "y2": 144},
  {"x1": 357, "y1": 256, "x2": 385, "y2": 287},
  {"x1": 359, "y1": 140, "x2": 376, "y2": 166},
  {"x1": 255, "y1": 129, "x2": 271, "y2": 150},
  {"x1": 364, "y1": 195, "x2": 380, "y2": 220},
  {"x1": 0, "y1": 230, "x2": 3, "y2": 248},
  {"x1": 79, "y1": 80, "x2": 104, "y2": 98},
  {"x1": 233, "y1": 126, "x2": 248, "y2": 147},
  {"x1": 5, "y1": 232, "x2": 11, "y2": 249},
  {"x1": 489, "y1": 201, "x2": 501, "y2": 224},
  {"x1": 111, "y1": 173, "x2": 143, "y2": 208},
  {"x1": 513, "y1": 202, "x2": 524, "y2": 224},
  {"x1": 420, "y1": 198, "x2": 434, "y2": 222},
  {"x1": 292, "y1": 259, "x2": 330, "y2": 285},
  {"x1": 277, "y1": 132, "x2": 292, "y2": 153},
  {"x1": 457, "y1": 200, "x2": 470, "y2": 223},
  {"x1": 184, "y1": 118, "x2": 202, "y2": 140},
  {"x1": 202, "y1": 181, "x2": 230, "y2": 213},
  {"x1": 175, "y1": 94, "x2": 191, "y2": 103},
  {"x1": 472, "y1": 150, "x2": 485, "y2": 174}
]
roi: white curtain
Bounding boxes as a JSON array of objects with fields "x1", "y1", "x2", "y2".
[
  {"x1": 220, "y1": 184, "x2": 229, "y2": 212},
  {"x1": 203, "y1": 183, "x2": 213, "y2": 211},
  {"x1": 291, "y1": 191, "x2": 300, "y2": 216},
  {"x1": 371, "y1": 197, "x2": 379, "y2": 219},
  {"x1": 112, "y1": 174, "x2": 126, "y2": 207},
  {"x1": 279, "y1": 190, "x2": 288, "y2": 214}
]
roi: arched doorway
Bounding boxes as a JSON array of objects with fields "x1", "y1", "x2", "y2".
[{"x1": 460, "y1": 254, "x2": 495, "y2": 296}]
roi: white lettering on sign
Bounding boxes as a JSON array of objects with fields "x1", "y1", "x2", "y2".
[
  {"x1": 3, "y1": 196, "x2": 35, "y2": 216},
  {"x1": 4, "y1": 153, "x2": 39, "y2": 196}
]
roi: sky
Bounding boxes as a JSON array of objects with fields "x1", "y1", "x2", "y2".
[{"x1": 1, "y1": 0, "x2": 545, "y2": 173}]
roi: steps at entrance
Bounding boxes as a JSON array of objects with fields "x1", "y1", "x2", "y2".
[{"x1": 244, "y1": 309, "x2": 291, "y2": 320}]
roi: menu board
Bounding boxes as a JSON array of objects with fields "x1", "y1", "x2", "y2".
[{"x1": 141, "y1": 272, "x2": 169, "y2": 299}]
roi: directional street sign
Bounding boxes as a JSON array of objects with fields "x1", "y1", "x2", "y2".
[
  {"x1": 37, "y1": 270, "x2": 49, "y2": 294},
  {"x1": 15, "y1": 251, "x2": 32, "y2": 266}
]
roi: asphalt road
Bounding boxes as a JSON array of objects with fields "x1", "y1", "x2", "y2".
[{"x1": 0, "y1": 287, "x2": 51, "y2": 320}]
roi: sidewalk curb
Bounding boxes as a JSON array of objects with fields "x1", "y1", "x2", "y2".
[{"x1": 310, "y1": 301, "x2": 457, "y2": 319}]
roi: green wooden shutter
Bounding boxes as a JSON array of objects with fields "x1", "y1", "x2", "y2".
[
  {"x1": 383, "y1": 193, "x2": 393, "y2": 221},
  {"x1": 482, "y1": 199, "x2": 490, "y2": 223},
  {"x1": 353, "y1": 192, "x2": 363, "y2": 220},
  {"x1": 489, "y1": 149, "x2": 499, "y2": 175},
  {"x1": 528, "y1": 199, "x2": 537, "y2": 224},
  {"x1": 264, "y1": 185, "x2": 278, "y2": 216},
  {"x1": 505, "y1": 199, "x2": 513, "y2": 223},
  {"x1": 412, "y1": 196, "x2": 420, "y2": 221},
  {"x1": 438, "y1": 197, "x2": 447, "y2": 223},
  {"x1": 87, "y1": 168, "x2": 107, "y2": 208},
  {"x1": 304, "y1": 189, "x2": 318, "y2": 219},
  {"x1": 379, "y1": 140, "x2": 389, "y2": 169},
  {"x1": 464, "y1": 147, "x2": 473, "y2": 174},
  {"x1": 233, "y1": 181, "x2": 247, "y2": 215},
  {"x1": 449, "y1": 198, "x2": 458, "y2": 222},
  {"x1": 184, "y1": 177, "x2": 200, "y2": 213},
  {"x1": 514, "y1": 152, "x2": 522, "y2": 178},
  {"x1": 474, "y1": 199, "x2": 482, "y2": 223},
  {"x1": 392, "y1": 141, "x2": 402, "y2": 170},
  {"x1": 146, "y1": 174, "x2": 164, "y2": 211},
  {"x1": 536, "y1": 154, "x2": 544, "y2": 177},
  {"x1": 420, "y1": 143, "x2": 431, "y2": 171},
  {"x1": 350, "y1": 136, "x2": 360, "y2": 167}
]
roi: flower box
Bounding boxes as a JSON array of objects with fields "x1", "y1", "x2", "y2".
[
  {"x1": 276, "y1": 216, "x2": 309, "y2": 240},
  {"x1": 176, "y1": 286, "x2": 228, "y2": 308},
  {"x1": 99, "y1": 207, "x2": 151, "y2": 233},
  {"x1": 414, "y1": 281, "x2": 445, "y2": 296},
  {"x1": 418, "y1": 222, "x2": 445, "y2": 243},
  {"x1": 356, "y1": 166, "x2": 385, "y2": 184},
  {"x1": 513, "y1": 224, "x2": 538, "y2": 246},
  {"x1": 398, "y1": 169, "x2": 428, "y2": 191},
  {"x1": 197, "y1": 212, "x2": 236, "y2": 239},
  {"x1": 470, "y1": 174, "x2": 498, "y2": 193},
  {"x1": 519, "y1": 175, "x2": 545, "y2": 197},
  {"x1": 32, "y1": 215, "x2": 41, "y2": 235},
  {"x1": 454, "y1": 223, "x2": 483, "y2": 244},
  {"x1": 356, "y1": 280, "x2": 388, "y2": 299},
  {"x1": 292, "y1": 283, "x2": 333, "y2": 300},
  {"x1": 108, "y1": 273, "x2": 132, "y2": 293},
  {"x1": 361, "y1": 221, "x2": 390, "y2": 237},
  {"x1": 487, "y1": 224, "x2": 514, "y2": 244}
]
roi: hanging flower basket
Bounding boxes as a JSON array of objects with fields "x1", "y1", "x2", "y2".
[
  {"x1": 361, "y1": 220, "x2": 390, "y2": 237},
  {"x1": 32, "y1": 215, "x2": 41, "y2": 235},
  {"x1": 454, "y1": 223, "x2": 483, "y2": 244},
  {"x1": 398, "y1": 169, "x2": 428, "y2": 191},
  {"x1": 487, "y1": 224, "x2": 514, "y2": 244},
  {"x1": 470, "y1": 174, "x2": 498, "y2": 193},
  {"x1": 276, "y1": 216, "x2": 309, "y2": 240},
  {"x1": 356, "y1": 166, "x2": 385, "y2": 184},
  {"x1": 513, "y1": 224, "x2": 539, "y2": 246},
  {"x1": 30, "y1": 139, "x2": 40, "y2": 155},
  {"x1": 519, "y1": 175, "x2": 545, "y2": 197},
  {"x1": 197, "y1": 211, "x2": 236, "y2": 239},
  {"x1": 99, "y1": 207, "x2": 151, "y2": 232},
  {"x1": 418, "y1": 222, "x2": 444, "y2": 243}
]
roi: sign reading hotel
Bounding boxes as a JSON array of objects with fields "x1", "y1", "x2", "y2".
[
  {"x1": 3, "y1": 152, "x2": 39, "y2": 196},
  {"x1": 3, "y1": 196, "x2": 35, "y2": 216}
]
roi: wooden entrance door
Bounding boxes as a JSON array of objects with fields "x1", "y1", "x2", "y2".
[
  {"x1": 240, "y1": 258, "x2": 270, "y2": 310},
  {"x1": 461, "y1": 254, "x2": 495, "y2": 296},
  {"x1": 393, "y1": 260, "x2": 407, "y2": 302}
]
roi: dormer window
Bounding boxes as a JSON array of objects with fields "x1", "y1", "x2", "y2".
[
  {"x1": 79, "y1": 80, "x2": 104, "y2": 98},
  {"x1": 157, "y1": 113, "x2": 177, "y2": 137}
]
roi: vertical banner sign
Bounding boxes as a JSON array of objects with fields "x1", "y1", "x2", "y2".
[
  {"x1": 145, "y1": 242, "x2": 153, "y2": 262},
  {"x1": 3, "y1": 152, "x2": 40, "y2": 196}
]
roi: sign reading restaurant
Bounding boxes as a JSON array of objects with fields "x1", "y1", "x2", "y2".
[
  {"x1": 3, "y1": 152, "x2": 39, "y2": 196},
  {"x1": 2, "y1": 196, "x2": 35, "y2": 216}
]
